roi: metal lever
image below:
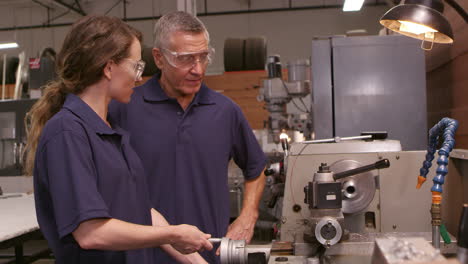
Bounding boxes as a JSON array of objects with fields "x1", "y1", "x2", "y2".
[
  {"x1": 13, "y1": 142, "x2": 18, "y2": 167},
  {"x1": 333, "y1": 159, "x2": 390, "y2": 181},
  {"x1": 302, "y1": 135, "x2": 372, "y2": 144},
  {"x1": 208, "y1": 238, "x2": 222, "y2": 243}
]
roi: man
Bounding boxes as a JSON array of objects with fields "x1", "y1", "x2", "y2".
[{"x1": 109, "y1": 11, "x2": 266, "y2": 263}]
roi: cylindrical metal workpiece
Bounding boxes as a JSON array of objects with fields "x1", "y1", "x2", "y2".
[
  {"x1": 219, "y1": 238, "x2": 271, "y2": 264},
  {"x1": 220, "y1": 237, "x2": 245, "y2": 264}
]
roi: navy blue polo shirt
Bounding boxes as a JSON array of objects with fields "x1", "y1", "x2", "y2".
[
  {"x1": 34, "y1": 94, "x2": 154, "y2": 264},
  {"x1": 109, "y1": 75, "x2": 267, "y2": 263}
]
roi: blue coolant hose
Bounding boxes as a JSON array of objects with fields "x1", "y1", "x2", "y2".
[{"x1": 417, "y1": 117, "x2": 458, "y2": 193}]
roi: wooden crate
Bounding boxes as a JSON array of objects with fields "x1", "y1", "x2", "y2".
[{"x1": 0, "y1": 84, "x2": 16, "y2": 99}]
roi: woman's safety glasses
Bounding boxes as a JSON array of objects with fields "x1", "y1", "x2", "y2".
[{"x1": 123, "y1": 58, "x2": 146, "y2": 81}]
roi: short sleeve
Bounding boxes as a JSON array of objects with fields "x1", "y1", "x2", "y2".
[
  {"x1": 231, "y1": 106, "x2": 267, "y2": 180},
  {"x1": 39, "y1": 130, "x2": 111, "y2": 239}
]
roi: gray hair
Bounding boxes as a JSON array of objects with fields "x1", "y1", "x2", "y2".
[{"x1": 153, "y1": 11, "x2": 210, "y2": 49}]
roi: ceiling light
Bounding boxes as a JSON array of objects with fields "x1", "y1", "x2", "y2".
[
  {"x1": 398, "y1": 20, "x2": 438, "y2": 35},
  {"x1": 380, "y1": 0, "x2": 468, "y2": 46},
  {"x1": 343, "y1": 0, "x2": 365, "y2": 12},
  {"x1": 0, "y1": 42, "x2": 19, "y2": 50}
]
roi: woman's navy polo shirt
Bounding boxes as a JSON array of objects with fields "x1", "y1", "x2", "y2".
[{"x1": 33, "y1": 94, "x2": 154, "y2": 264}]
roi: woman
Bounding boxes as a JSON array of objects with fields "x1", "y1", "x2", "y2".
[{"x1": 24, "y1": 15, "x2": 212, "y2": 264}]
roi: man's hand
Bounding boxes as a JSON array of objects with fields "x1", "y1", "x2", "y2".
[
  {"x1": 216, "y1": 170, "x2": 265, "y2": 255},
  {"x1": 216, "y1": 212, "x2": 258, "y2": 255},
  {"x1": 225, "y1": 213, "x2": 257, "y2": 242}
]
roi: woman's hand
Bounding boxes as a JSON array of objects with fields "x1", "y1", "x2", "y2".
[{"x1": 169, "y1": 224, "x2": 213, "y2": 254}]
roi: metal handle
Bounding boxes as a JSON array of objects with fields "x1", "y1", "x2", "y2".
[
  {"x1": 208, "y1": 238, "x2": 222, "y2": 243},
  {"x1": 302, "y1": 135, "x2": 372, "y2": 144},
  {"x1": 2, "y1": 54, "x2": 6, "y2": 100},
  {"x1": 333, "y1": 159, "x2": 390, "y2": 181},
  {"x1": 18, "y1": 142, "x2": 24, "y2": 166},
  {"x1": 13, "y1": 142, "x2": 18, "y2": 167}
]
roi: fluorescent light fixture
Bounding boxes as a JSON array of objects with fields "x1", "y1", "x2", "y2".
[
  {"x1": 343, "y1": 0, "x2": 365, "y2": 12},
  {"x1": 0, "y1": 42, "x2": 19, "y2": 50}
]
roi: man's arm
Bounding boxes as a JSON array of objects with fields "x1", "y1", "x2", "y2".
[
  {"x1": 225, "y1": 170, "x2": 266, "y2": 243},
  {"x1": 151, "y1": 209, "x2": 209, "y2": 264}
]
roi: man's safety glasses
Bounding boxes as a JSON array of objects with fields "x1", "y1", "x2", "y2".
[{"x1": 162, "y1": 47, "x2": 214, "y2": 70}]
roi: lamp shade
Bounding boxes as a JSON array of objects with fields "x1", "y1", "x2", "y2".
[{"x1": 380, "y1": 0, "x2": 454, "y2": 44}]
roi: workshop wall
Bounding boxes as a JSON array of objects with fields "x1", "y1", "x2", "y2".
[
  {"x1": 0, "y1": 0, "x2": 390, "y2": 130},
  {"x1": 0, "y1": 0, "x2": 389, "y2": 74},
  {"x1": 426, "y1": 0, "x2": 468, "y2": 149},
  {"x1": 426, "y1": 8, "x2": 467, "y2": 236}
]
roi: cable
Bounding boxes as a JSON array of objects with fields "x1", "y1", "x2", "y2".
[
  {"x1": 280, "y1": 79, "x2": 309, "y2": 113},
  {"x1": 48, "y1": 8, "x2": 71, "y2": 23},
  {"x1": 298, "y1": 96, "x2": 310, "y2": 113},
  {"x1": 32, "y1": 0, "x2": 50, "y2": 9},
  {"x1": 291, "y1": 98, "x2": 309, "y2": 113},
  {"x1": 105, "y1": 0, "x2": 123, "y2": 15},
  {"x1": 31, "y1": 0, "x2": 63, "y2": 25},
  {"x1": 287, "y1": 142, "x2": 310, "y2": 220},
  {"x1": 74, "y1": 0, "x2": 85, "y2": 15}
]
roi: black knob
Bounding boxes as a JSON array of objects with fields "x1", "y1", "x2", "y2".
[
  {"x1": 318, "y1": 163, "x2": 330, "y2": 173},
  {"x1": 264, "y1": 168, "x2": 275, "y2": 176},
  {"x1": 375, "y1": 159, "x2": 391, "y2": 169}
]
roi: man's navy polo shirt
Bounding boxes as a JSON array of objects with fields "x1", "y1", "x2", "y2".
[
  {"x1": 34, "y1": 94, "x2": 154, "y2": 264},
  {"x1": 109, "y1": 75, "x2": 267, "y2": 263}
]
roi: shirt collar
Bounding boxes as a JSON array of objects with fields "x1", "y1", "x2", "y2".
[
  {"x1": 63, "y1": 93, "x2": 119, "y2": 136},
  {"x1": 142, "y1": 74, "x2": 215, "y2": 105}
]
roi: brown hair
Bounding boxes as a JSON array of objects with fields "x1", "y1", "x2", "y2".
[{"x1": 24, "y1": 15, "x2": 142, "y2": 176}]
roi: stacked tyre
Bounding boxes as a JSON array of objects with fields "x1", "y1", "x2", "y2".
[
  {"x1": 224, "y1": 37, "x2": 267, "y2": 72},
  {"x1": 0, "y1": 57, "x2": 19, "y2": 84}
]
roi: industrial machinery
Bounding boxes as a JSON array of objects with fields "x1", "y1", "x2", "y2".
[
  {"x1": 258, "y1": 55, "x2": 312, "y2": 144},
  {"x1": 223, "y1": 35, "x2": 462, "y2": 263},
  {"x1": 302, "y1": 158, "x2": 390, "y2": 247},
  {"x1": 258, "y1": 35, "x2": 428, "y2": 150},
  {"x1": 222, "y1": 136, "x2": 462, "y2": 264},
  {"x1": 0, "y1": 99, "x2": 37, "y2": 176},
  {"x1": 280, "y1": 138, "x2": 422, "y2": 243}
]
